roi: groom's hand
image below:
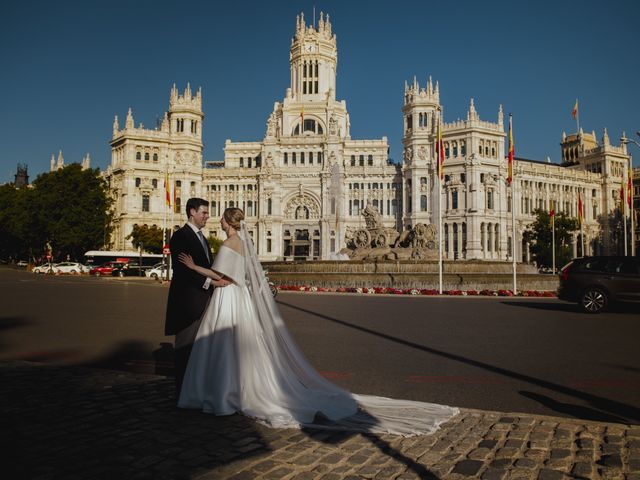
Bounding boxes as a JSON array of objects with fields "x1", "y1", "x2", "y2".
[{"x1": 212, "y1": 279, "x2": 232, "y2": 287}]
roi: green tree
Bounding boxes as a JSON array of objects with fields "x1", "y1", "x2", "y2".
[
  {"x1": 126, "y1": 224, "x2": 164, "y2": 253},
  {"x1": 28, "y1": 164, "x2": 113, "y2": 261},
  {"x1": 0, "y1": 184, "x2": 32, "y2": 260},
  {"x1": 207, "y1": 235, "x2": 224, "y2": 255},
  {"x1": 525, "y1": 209, "x2": 578, "y2": 270}
]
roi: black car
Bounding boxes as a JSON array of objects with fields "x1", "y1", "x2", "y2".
[
  {"x1": 111, "y1": 262, "x2": 144, "y2": 277},
  {"x1": 557, "y1": 256, "x2": 640, "y2": 313}
]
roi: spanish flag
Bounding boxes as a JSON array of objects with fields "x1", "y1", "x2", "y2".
[
  {"x1": 572, "y1": 99, "x2": 578, "y2": 120},
  {"x1": 507, "y1": 114, "x2": 514, "y2": 185},
  {"x1": 436, "y1": 115, "x2": 445, "y2": 181},
  {"x1": 549, "y1": 201, "x2": 555, "y2": 226},
  {"x1": 164, "y1": 172, "x2": 171, "y2": 207},
  {"x1": 620, "y1": 184, "x2": 625, "y2": 214},
  {"x1": 577, "y1": 192, "x2": 583, "y2": 225}
]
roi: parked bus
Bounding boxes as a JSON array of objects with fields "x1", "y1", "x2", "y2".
[{"x1": 84, "y1": 250, "x2": 163, "y2": 268}]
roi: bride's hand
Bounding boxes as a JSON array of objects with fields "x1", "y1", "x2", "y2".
[{"x1": 178, "y1": 253, "x2": 195, "y2": 269}]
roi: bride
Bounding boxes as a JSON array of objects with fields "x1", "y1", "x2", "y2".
[{"x1": 177, "y1": 207, "x2": 458, "y2": 436}]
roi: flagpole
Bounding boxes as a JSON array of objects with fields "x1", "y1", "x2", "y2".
[
  {"x1": 552, "y1": 212, "x2": 556, "y2": 274},
  {"x1": 575, "y1": 98, "x2": 580, "y2": 134},
  {"x1": 437, "y1": 111, "x2": 443, "y2": 294},
  {"x1": 623, "y1": 194, "x2": 628, "y2": 256},
  {"x1": 630, "y1": 158, "x2": 635, "y2": 257},
  {"x1": 508, "y1": 113, "x2": 517, "y2": 295}
]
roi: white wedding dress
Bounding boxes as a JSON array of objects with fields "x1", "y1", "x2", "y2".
[{"x1": 178, "y1": 224, "x2": 459, "y2": 436}]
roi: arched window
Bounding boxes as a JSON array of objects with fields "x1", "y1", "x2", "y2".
[
  {"x1": 136, "y1": 152, "x2": 141, "y2": 161},
  {"x1": 420, "y1": 195, "x2": 428, "y2": 211},
  {"x1": 152, "y1": 153, "x2": 158, "y2": 162},
  {"x1": 359, "y1": 155, "x2": 364, "y2": 166}
]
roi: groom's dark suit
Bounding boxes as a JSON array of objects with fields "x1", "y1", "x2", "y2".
[{"x1": 165, "y1": 223, "x2": 214, "y2": 398}]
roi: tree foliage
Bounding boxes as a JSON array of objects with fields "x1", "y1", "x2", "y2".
[
  {"x1": 0, "y1": 164, "x2": 113, "y2": 262},
  {"x1": 126, "y1": 224, "x2": 164, "y2": 254},
  {"x1": 207, "y1": 235, "x2": 224, "y2": 255},
  {"x1": 525, "y1": 209, "x2": 578, "y2": 269}
]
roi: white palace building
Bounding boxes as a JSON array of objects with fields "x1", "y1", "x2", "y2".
[{"x1": 104, "y1": 12, "x2": 631, "y2": 262}]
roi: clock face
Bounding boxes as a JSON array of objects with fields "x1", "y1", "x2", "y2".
[{"x1": 305, "y1": 43, "x2": 315, "y2": 53}]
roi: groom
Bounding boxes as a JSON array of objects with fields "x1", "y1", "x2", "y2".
[{"x1": 165, "y1": 197, "x2": 229, "y2": 401}]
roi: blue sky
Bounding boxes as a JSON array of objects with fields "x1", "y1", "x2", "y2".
[{"x1": 1, "y1": 0, "x2": 639, "y2": 184}]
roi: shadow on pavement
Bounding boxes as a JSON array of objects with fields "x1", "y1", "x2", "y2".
[
  {"x1": 502, "y1": 300, "x2": 640, "y2": 315},
  {"x1": 278, "y1": 300, "x2": 640, "y2": 424},
  {"x1": 518, "y1": 390, "x2": 629, "y2": 424},
  {"x1": 1, "y1": 362, "x2": 269, "y2": 480}
]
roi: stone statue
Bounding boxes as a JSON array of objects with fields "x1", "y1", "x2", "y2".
[{"x1": 329, "y1": 114, "x2": 338, "y2": 136}]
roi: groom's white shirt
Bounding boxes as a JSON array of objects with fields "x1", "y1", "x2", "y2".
[{"x1": 186, "y1": 221, "x2": 212, "y2": 290}]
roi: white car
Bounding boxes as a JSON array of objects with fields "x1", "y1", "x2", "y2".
[
  {"x1": 53, "y1": 262, "x2": 89, "y2": 274},
  {"x1": 146, "y1": 265, "x2": 173, "y2": 280},
  {"x1": 33, "y1": 263, "x2": 57, "y2": 274}
]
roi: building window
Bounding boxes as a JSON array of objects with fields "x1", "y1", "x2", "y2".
[
  {"x1": 136, "y1": 151, "x2": 141, "y2": 161},
  {"x1": 240, "y1": 157, "x2": 244, "y2": 167},
  {"x1": 152, "y1": 179, "x2": 157, "y2": 189},
  {"x1": 359, "y1": 155, "x2": 364, "y2": 166},
  {"x1": 142, "y1": 194, "x2": 150, "y2": 212},
  {"x1": 487, "y1": 190, "x2": 494, "y2": 210},
  {"x1": 135, "y1": 177, "x2": 141, "y2": 187},
  {"x1": 292, "y1": 152, "x2": 296, "y2": 165},
  {"x1": 301, "y1": 152, "x2": 305, "y2": 165},
  {"x1": 461, "y1": 141, "x2": 466, "y2": 156},
  {"x1": 452, "y1": 190, "x2": 458, "y2": 210},
  {"x1": 351, "y1": 155, "x2": 356, "y2": 166},
  {"x1": 420, "y1": 195, "x2": 428, "y2": 212},
  {"x1": 267, "y1": 198, "x2": 272, "y2": 215},
  {"x1": 174, "y1": 197, "x2": 181, "y2": 213},
  {"x1": 247, "y1": 201, "x2": 254, "y2": 217},
  {"x1": 176, "y1": 180, "x2": 181, "y2": 187},
  {"x1": 152, "y1": 153, "x2": 158, "y2": 162},
  {"x1": 368, "y1": 154, "x2": 373, "y2": 166}
]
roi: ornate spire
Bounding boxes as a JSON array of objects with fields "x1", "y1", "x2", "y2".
[
  {"x1": 161, "y1": 112, "x2": 169, "y2": 132},
  {"x1": 434, "y1": 81, "x2": 440, "y2": 97},
  {"x1": 467, "y1": 98, "x2": 478, "y2": 121},
  {"x1": 57, "y1": 150, "x2": 64, "y2": 168},
  {"x1": 112, "y1": 115, "x2": 119, "y2": 136},
  {"x1": 82, "y1": 153, "x2": 91, "y2": 170},
  {"x1": 427, "y1": 76, "x2": 433, "y2": 95},
  {"x1": 602, "y1": 127, "x2": 610, "y2": 145},
  {"x1": 50, "y1": 154, "x2": 55, "y2": 171},
  {"x1": 125, "y1": 108, "x2": 134, "y2": 129},
  {"x1": 498, "y1": 104, "x2": 504, "y2": 126}
]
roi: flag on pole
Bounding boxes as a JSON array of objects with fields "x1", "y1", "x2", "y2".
[
  {"x1": 507, "y1": 114, "x2": 514, "y2": 185},
  {"x1": 620, "y1": 184, "x2": 625, "y2": 214},
  {"x1": 572, "y1": 99, "x2": 579, "y2": 119},
  {"x1": 578, "y1": 192, "x2": 583, "y2": 225},
  {"x1": 164, "y1": 172, "x2": 171, "y2": 207},
  {"x1": 436, "y1": 115, "x2": 445, "y2": 181},
  {"x1": 549, "y1": 202, "x2": 555, "y2": 226}
]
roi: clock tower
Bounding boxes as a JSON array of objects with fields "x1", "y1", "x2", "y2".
[{"x1": 289, "y1": 11, "x2": 337, "y2": 101}]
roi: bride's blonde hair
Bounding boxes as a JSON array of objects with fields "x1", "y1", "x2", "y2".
[{"x1": 223, "y1": 207, "x2": 244, "y2": 230}]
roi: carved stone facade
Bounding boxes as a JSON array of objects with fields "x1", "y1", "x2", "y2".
[{"x1": 104, "y1": 12, "x2": 632, "y2": 261}]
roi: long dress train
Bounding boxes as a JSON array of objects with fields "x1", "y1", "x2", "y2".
[{"x1": 178, "y1": 228, "x2": 459, "y2": 436}]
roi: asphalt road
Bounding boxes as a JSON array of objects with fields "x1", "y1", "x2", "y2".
[{"x1": 2, "y1": 268, "x2": 639, "y2": 424}]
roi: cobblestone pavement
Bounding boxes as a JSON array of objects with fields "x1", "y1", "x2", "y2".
[{"x1": 2, "y1": 361, "x2": 638, "y2": 480}]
